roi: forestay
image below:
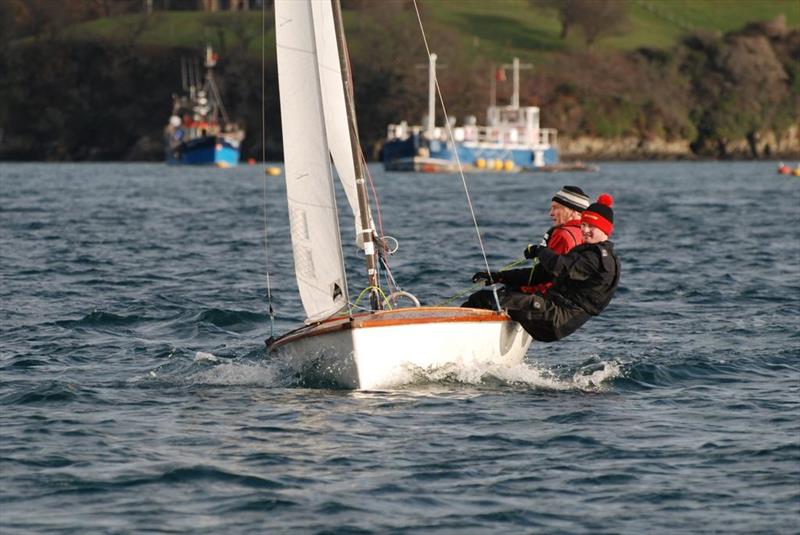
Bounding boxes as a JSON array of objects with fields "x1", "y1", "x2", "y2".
[{"x1": 275, "y1": 0, "x2": 348, "y2": 322}]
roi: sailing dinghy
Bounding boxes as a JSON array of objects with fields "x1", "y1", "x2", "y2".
[{"x1": 268, "y1": 0, "x2": 531, "y2": 389}]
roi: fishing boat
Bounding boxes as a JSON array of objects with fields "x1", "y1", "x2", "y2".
[
  {"x1": 164, "y1": 46, "x2": 245, "y2": 167},
  {"x1": 382, "y1": 56, "x2": 560, "y2": 173},
  {"x1": 268, "y1": 0, "x2": 531, "y2": 390}
]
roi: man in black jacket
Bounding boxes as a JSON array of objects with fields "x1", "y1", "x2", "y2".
[{"x1": 464, "y1": 194, "x2": 620, "y2": 342}]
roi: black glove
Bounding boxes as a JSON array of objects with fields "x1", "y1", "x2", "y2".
[
  {"x1": 524, "y1": 244, "x2": 541, "y2": 259},
  {"x1": 472, "y1": 271, "x2": 492, "y2": 284},
  {"x1": 524, "y1": 236, "x2": 548, "y2": 259}
]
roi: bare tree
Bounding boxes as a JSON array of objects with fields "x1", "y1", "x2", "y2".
[
  {"x1": 530, "y1": 0, "x2": 571, "y2": 39},
  {"x1": 572, "y1": 0, "x2": 627, "y2": 46},
  {"x1": 531, "y1": 0, "x2": 627, "y2": 45}
]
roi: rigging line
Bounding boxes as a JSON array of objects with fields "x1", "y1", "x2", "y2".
[
  {"x1": 338, "y1": 15, "x2": 392, "y2": 300},
  {"x1": 411, "y1": 0, "x2": 494, "y2": 281},
  {"x1": 362, "y1": 155, "x2": 398, "y2": 293},
  {"x1": 209, "y1": 77, "x2": 230, "y2": 124},
  {"x1": 261, "y1": 0, "x2": 274, "y2": 337}
]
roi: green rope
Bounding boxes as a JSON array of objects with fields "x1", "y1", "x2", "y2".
[
  {"x1": 436, "y1": 282, "x2": 486, "y2": 307},
  {"x1": 350, "y1": 285, "x2": 392, "y2": 313},
  {"x1": 527, "y1": 258, "x2": 539, "y2": 285},
  {"x1": 435, "y1": 256, "x2": 532, "y2": 307}
]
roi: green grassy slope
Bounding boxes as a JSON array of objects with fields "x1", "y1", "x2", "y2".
[
  {"x1": 423, "y1": 0, "x2": 798, "y2": 57},
  {"x1": 68, "y1": 0, "x2": 799, "y2": 60},
  {"x1": 69, "y1": 12, "x2": 274, "y2": 55}
]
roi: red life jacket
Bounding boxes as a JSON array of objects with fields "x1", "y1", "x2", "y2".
[{"x1": 520, "y1": 220, "x2": 583, "y2": 295}]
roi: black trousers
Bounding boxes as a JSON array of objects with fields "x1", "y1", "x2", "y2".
[{"x1": 462, "y1": 286, "x2": 590, "y2": 342}]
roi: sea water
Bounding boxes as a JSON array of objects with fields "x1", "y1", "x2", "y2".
[{"x1": 1, "y1": 162, "x2": 798, "y2": 533}]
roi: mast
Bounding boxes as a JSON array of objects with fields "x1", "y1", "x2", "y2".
[
  {"x1": 498, "y1": 57, "x2": 532, "y2": 109},
  {"x1": 330, "y1": 0, "x2": 381, "y2": 311},
  {"x1": 512, "y1": 57, "x2": 519, "y2": 108},
  {"x1": 490, "y1": 63, "x2": 496, "y2": 108},
  {"x1": 427, "y1": 53, "x2": 437, "y2": 139}
]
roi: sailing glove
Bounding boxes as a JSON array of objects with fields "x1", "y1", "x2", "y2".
[
  {"x1": 472, "y1": 271, "x2": 492, "y2": 284},
  {"x1": 524, "y1": 236, "x2": 548, "y2": 259},
  {"x1": 524, "y1": 245, "x2": 540, "y2": 259}
]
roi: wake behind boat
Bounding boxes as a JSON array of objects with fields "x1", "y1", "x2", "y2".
[
  {"x1": 268, "y1": 0, "x2": 531, "y2": 390},
  {"x1": 164, "y1": 46, "x2": 245, "y2": 167}
]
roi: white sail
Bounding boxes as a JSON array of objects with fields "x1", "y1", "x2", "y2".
[
  {"x1": 275, "y1": 0, "x2": 348, "y2": 322},
  {"x1": 311, "y1": 0, "x2": 374, "y2": 248}
]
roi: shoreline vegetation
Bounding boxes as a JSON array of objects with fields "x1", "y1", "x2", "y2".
[{"x1": 0, "y1": 1, "x2": 798, "y2": 162}]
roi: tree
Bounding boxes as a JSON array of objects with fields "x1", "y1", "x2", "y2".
[
  {"x1": 530, "y1": 0, "x2": 571, "y2": 39},
  {"x1": 531, "y1": 0, "x2": 627, "y2": 45},
  {"x1": 572, "y1": 0, "x2": 627, "y2": 46}
]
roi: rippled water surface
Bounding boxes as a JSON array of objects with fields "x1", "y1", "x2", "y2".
[{"x1": 1, "y1": 162, "x2": 798, "y2": 533}]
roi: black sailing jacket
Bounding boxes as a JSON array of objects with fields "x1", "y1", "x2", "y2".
[{"x1": 535, "y1": 241, "x2": 620, "y2": 316}]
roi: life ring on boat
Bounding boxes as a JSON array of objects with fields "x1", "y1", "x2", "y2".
[{"x1": 386, "y1": 291, "x2": 421, "y2": 308}]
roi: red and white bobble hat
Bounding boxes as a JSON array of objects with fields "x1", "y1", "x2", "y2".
[{"x1": 581, "y1": 194, "x2": 614, "y2": 236}]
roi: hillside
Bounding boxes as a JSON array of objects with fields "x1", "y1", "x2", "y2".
[
  {"x1": 68, "y1": 0, "x2": 800, "y2": 58},
  {"x1": 1, "y1": 0, "x2": 798, "y2": 161}
]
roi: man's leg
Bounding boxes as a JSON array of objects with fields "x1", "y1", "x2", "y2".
[{"x1": 501, "y1": 292, "x2": 560, "y2": 342}]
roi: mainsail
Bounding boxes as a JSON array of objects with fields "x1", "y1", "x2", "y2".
[
  {"x1": 275, "y1": 0, "x2": 349, "y2": 322},
  {"x1": 311, "y1": 0, "x2": 374, "y2": 249}
]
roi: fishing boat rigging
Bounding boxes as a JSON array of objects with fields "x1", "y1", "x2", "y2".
[{"x1": 164, "y1": 46, "x2": 245, "y2": 167}]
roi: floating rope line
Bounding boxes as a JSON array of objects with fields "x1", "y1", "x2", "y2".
[
  {"x1": 261, "y1": 0, "x2": 275, "y2": 338},
  {"x1": 412, "y1": 0, "x2": 495, "y2": 283}
]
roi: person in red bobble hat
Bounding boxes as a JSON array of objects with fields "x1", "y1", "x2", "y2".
[{"x1": 464, "y1": 194, "x2": 620, "y2": 342}]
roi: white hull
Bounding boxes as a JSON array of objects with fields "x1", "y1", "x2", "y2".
[{"x1": 269, "y1": 307, "x2": 532, "y2": 389}]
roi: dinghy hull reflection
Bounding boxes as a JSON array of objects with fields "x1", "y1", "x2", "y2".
[{"x1": 269, "y1": 307, "x2": 532, "y2": 389}]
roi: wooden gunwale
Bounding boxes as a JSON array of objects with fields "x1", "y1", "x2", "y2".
[{"x1": 269, "y1": 306, "x2": 513, "y2": 349}]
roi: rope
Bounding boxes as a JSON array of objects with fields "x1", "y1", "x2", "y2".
[
  {"x1": 434, "y1": 257, "x2": 530, "y2": 306},
  {"x1": 351, "y1": 285, "x2": 392, "y2": 313},
  {"x1": 412, "y1": 0, "x2": 495, "y2": 283},
  {"x1": 527, "y1": 258, "x2": 539, "y2": 285},
  {"x1": 261, "y1": 1, "x2": 274, "y2": 338},
  {"x1": 362, "y1": 155, "x2": 399, "y2": 295}
]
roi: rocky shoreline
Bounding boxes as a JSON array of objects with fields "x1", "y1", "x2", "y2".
[{"x1": 559, "y1": 126, "x2": 800, "y2": 161}]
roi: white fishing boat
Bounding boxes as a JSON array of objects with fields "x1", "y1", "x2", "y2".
[
  {"x1": 268, "y1": 0, "x2": 531, "y2": 390},
  {"x1": 382, "y1": 56, "x2": 560, "y2": 172}
]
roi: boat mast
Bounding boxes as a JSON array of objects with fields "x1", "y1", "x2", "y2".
[
  {"x1": 497, "y1": 57, "x2": 532, "y2": 109},
  {"x1": 330, "y1": 0, "x2": 381, "y2": 311},
  {"x1": 512, "y1": 57, "x2": 519, "y2": 108},
  {"x1": 426, "y1": 53, "x2": 437, "y2": 139}
]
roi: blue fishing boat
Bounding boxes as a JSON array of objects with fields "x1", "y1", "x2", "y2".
[
  {"x1": 164, "y1": 46, "x2": 245, "y2": 168},
  {"x1": 382, "y1": 56, "x2": 561, "y2": 173}
]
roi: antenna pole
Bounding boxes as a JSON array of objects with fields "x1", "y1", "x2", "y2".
[{"x1": 331, "y1": 0, "x2": 381, "y2": 311}]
